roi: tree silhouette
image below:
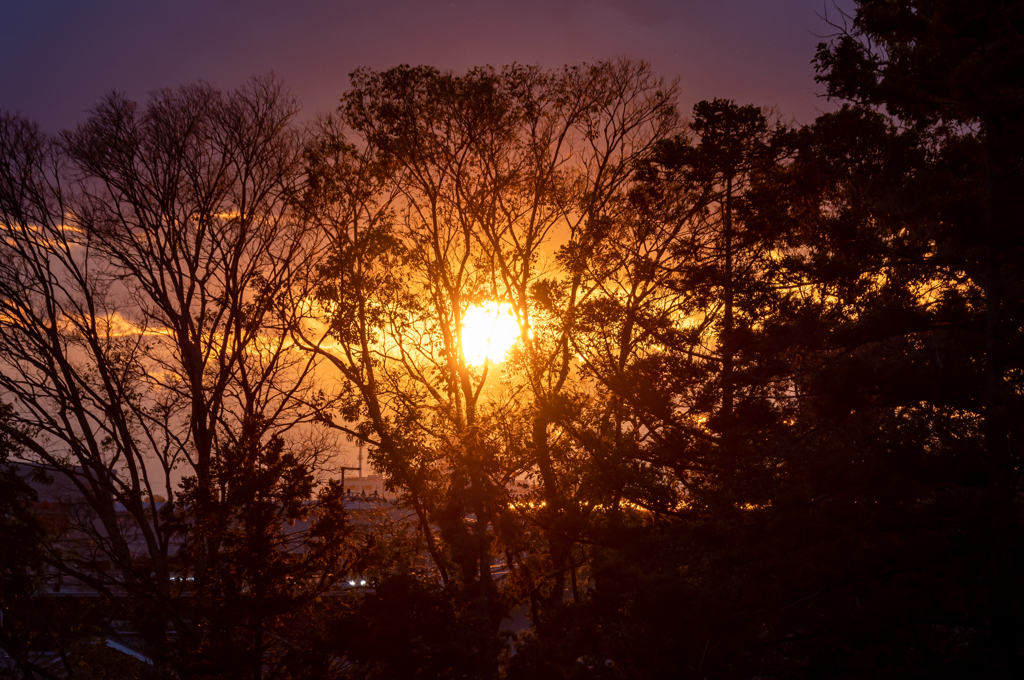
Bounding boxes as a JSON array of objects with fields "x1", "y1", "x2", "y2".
[
  {"x1": 176, "y1": 416, "x2": 353, "y2": 680},
  {"x1": 0, "y1": 9, "x2": 1022, "y2": 674},
  {"x1": 297, "y1": 61, "x2": 681, "y2": 671},
  {"x1": 0, "y1": 80, "x2": 357, "y2": 675}
]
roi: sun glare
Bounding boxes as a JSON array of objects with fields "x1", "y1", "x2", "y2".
[{"x1": 461, "y1": 302, "x2": 520, "y2": 366}]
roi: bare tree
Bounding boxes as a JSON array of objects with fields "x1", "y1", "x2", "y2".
[{"x1": 0, "y1": 78, "x2": 349, "y2": 670}]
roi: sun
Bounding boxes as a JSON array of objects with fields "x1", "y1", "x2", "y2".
[{"x1": 461, "y1": 302, "x2": 520, "y2": 366}]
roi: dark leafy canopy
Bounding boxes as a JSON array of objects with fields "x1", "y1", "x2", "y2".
[
  {"x1": 533, "y1": 2, "x2": 1024, "y2": 678},
  {"x1": 616, "y1": 98, "x2": 797, "y2": 512},
  {"x1": 176, "y1": 416, "x2": 355, "y2": 680},
  {"x1": 520, "y1": 3, "x2": 1024, "y2": 677},
  {"x1": 0, "y1": 403, "x2": 48, "y2": 679},
  {"x1": 304, "y1": 8, "x2": 1021, "y2": 680},
  {"x1": 300, "y1": 39, "x2": 1022, "y2": 676}
]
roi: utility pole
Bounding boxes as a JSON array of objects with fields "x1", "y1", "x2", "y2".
[
  {"x1": 339, "y1": 465, "x2": 360, "y2": 488},
  {"x1": 339, "y1": 441, "x2": 365, "y2": 493}
]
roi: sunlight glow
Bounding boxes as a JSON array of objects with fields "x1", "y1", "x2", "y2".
[{"x1": 461, "y1": 302, "x2": 519, "y2": 366}]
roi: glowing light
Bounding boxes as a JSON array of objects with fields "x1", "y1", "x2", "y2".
[{"x1": 461, "y1": 302, "x2": 519, "y2": 366}]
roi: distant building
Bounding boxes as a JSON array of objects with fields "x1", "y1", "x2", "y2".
[{"x1": 341, "y1": 474, "x2": 392, "y2": 499}]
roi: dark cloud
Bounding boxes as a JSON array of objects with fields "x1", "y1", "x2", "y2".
[{"x1": 0, "y1": 0, "x2": 855, "y2": 132}]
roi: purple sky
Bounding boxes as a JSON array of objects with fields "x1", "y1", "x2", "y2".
[{"x1": 2, "y1": 0, "x2": 855, "y2": 133}]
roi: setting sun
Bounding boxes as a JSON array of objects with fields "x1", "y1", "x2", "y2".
[{"x1": 461, "y1": 302, "x2": 519, "y2": 366}]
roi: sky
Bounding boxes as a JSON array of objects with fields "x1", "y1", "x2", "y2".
[
  {"x1": 2, "y1": 0, "x2": 857, "y2": 134},
  {"x1": 1, "y1": 0, "x2": 857, "y2": 472}
]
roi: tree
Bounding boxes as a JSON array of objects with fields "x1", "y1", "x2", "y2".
[
  {"x1": 502, "y1": 99, "x2": 804, "y2": 679},
  {"x1": 0, "y1": 79, "x2": 354, "y2": 676},
  {"x1": 175, "y1": 416, "x2": 353, "y2": 680},
  {"x1": 297, "y1": 60, "x2": 680, "y2": 673},
  {"x1": 0, "y1": 403, "x2": 50, "y2": 679},
  {"x1": 582, "y1": 98, "x2": 796, "y2": 512},
  {"x1": 504, "y1": 7, "x2": 1024, "y2": 669},
  {"x1": 553, "y1": 3, "x2": 1024, "y2": 675},
  {"x1": 805, "y1": 0, "x2": 1024, "y2": 669}
]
